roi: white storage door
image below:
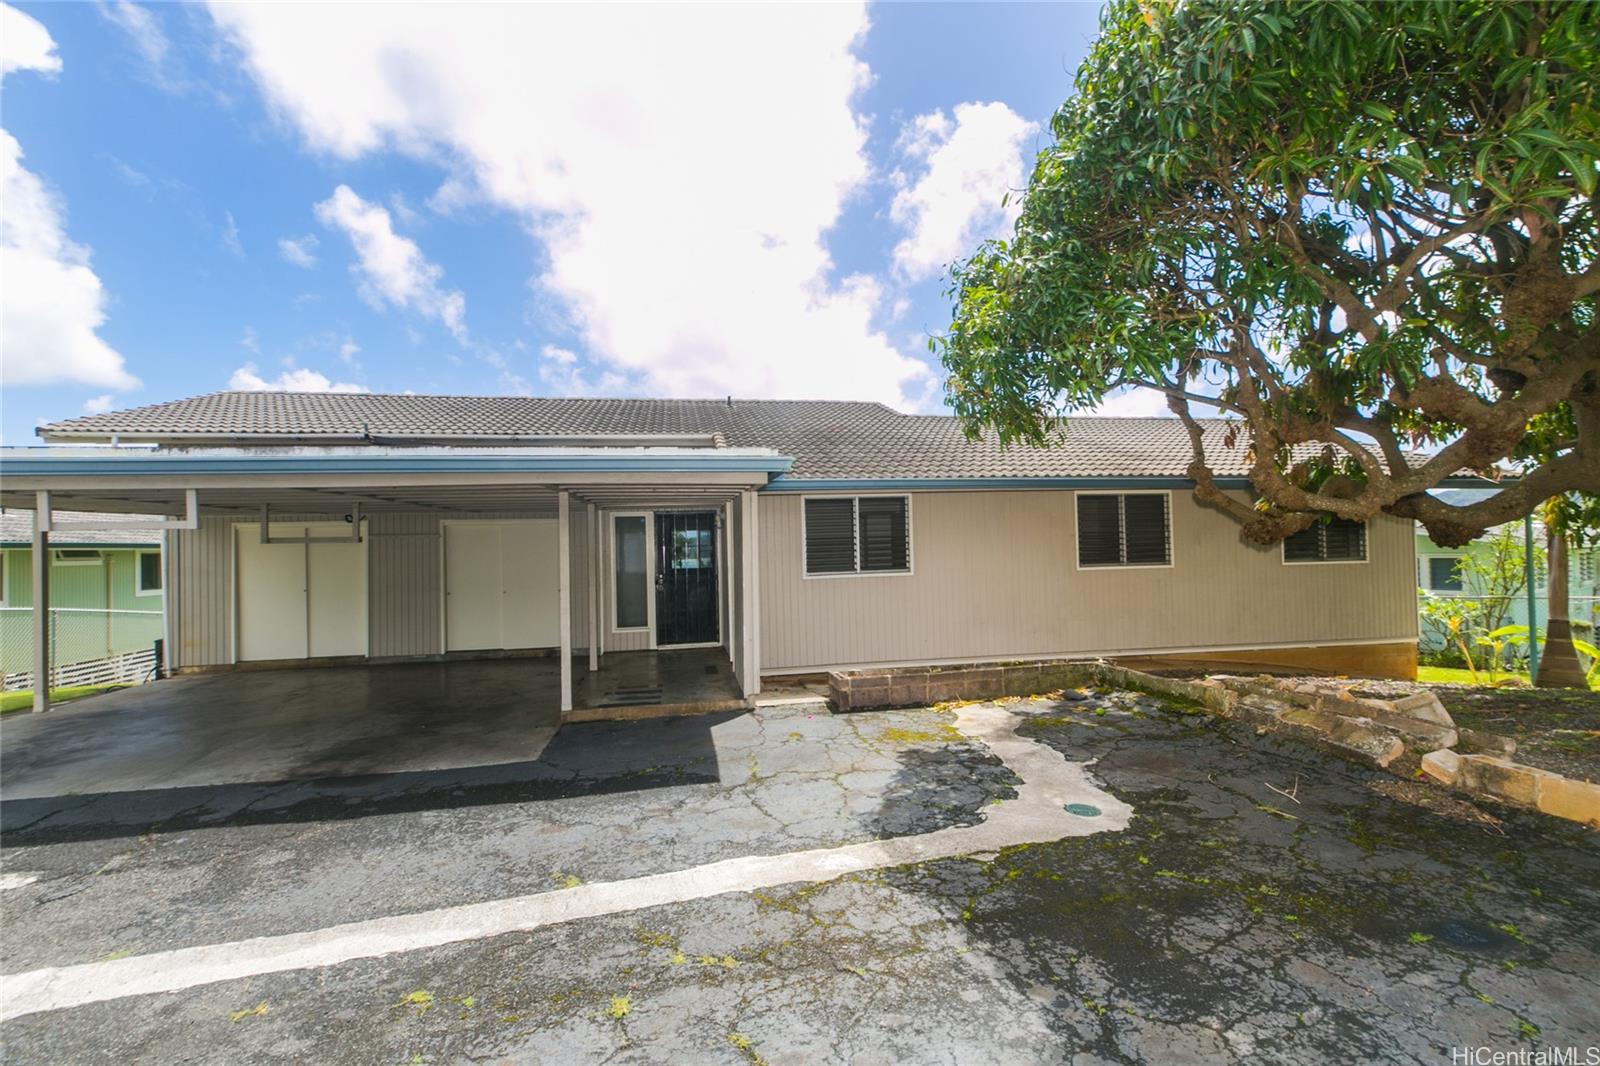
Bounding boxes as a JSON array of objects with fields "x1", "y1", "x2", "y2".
[
  {"x1": 444, "y1": 523, "x2": 504, "y2": 652},
  {"x1": 443, "y1": 520, "x2": 559, "y2": 652},
  {"x1": 500, "y1": 520, "x2": 560, "y2": 648},
  {"x1": 307, "y1": 525, "x2": 369, "y2": 658},
  {"x1": 236, "y1": 525, "x2": 309, "y2": 662},
  {"x1": 237, "y1": 522, "x2": 369, "y2": 662}
]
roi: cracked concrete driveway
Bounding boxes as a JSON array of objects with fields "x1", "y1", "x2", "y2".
[{"x1": 3, "y1": 690, "x2": 1598, "y2": 1064}]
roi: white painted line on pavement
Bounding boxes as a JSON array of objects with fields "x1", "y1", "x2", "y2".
[{"x1": 0, "y1": 705, "x2": 1130, "y2": 1022}]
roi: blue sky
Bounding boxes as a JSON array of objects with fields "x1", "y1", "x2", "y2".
[{"x1": 1, "y1": 2, "x2": 1110, "y2": 444}]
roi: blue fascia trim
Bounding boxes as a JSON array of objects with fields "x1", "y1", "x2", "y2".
[
  {"x1": 763, "y1": 476, "x2": 1255, "y2": 492},
  {"x1": 2, "y1": 453, "x2": 794, "y2": 476}
]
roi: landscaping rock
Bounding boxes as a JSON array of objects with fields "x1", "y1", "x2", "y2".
[
  {"x1": 1535, "y1": 774, "x2": 1600, "y2": 829},
  {"x1": 1456, "y1": 727, "x2": 1517, "y2": 757},
  {"x1": 1456, "y1": 756, "x2": 1543, "y2": 809},
  {"x1": 1389, "y1": 690, "x2": 1454, "y2": 728},
  {"x1": 1420, "y1": 748, "x2": 1461, "y2": 787}
]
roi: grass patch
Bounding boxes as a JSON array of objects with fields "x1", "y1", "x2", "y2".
[
  {"x1": 1416, "y1": 665, "x2": 1595, "y2": 691},
  {"x1": 0, "y1": 683, "x2": 132, "y2": 714}
]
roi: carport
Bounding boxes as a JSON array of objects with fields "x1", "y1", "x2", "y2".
[{"x1": 0, "y1": 444, "x2": 790, "y2": 716}]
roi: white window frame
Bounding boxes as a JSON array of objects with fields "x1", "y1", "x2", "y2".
[
  {"x1": 1073, "y1": 489, "x2": 1175, "y2": 571},
  {"x1": 135, "y1": 548, "x2": 163, "y2": 597},
  {"x1": 608, "y1": 511, "x2": 655, "y2": 634},
  {"x1": 1280, "y1": 518, "x2": 1371, "y2": 566},
  {"x1": 1420, "y1": 553, "x2": 1464, "y2": 592},
  {"x1": 801, "y1": 494, "x2": 914, "y2": 579},
  {"x1": 52, "y1": 548, "x2": 104, "y2": 566}
]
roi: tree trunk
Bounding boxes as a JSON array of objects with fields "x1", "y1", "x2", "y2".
[{"x1": 1535, "y1": 525, "x2": 1588, "y2": 688}]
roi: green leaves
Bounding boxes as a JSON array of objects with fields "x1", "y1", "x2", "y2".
[{"x1": 940, "y1": 0, "x2": 1600, "y2": 540}]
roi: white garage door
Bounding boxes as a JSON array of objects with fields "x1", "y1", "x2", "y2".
[
  {"x1": 236, "y1": 523, "x2": 368, "y2": 662},
  {"x1": 443, "y1": 520, "x2": 559, "y2": 652}
]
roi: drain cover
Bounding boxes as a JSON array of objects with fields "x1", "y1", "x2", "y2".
[{"x1": 1063, "y1": 803, "x2": 1101, "y2": 817}]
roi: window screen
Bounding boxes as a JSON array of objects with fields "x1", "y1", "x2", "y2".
[
  {"x1": 858, "y1": 497, "x2": 909, "y2": 572},
  {"x1": 805, "y1": 497, "x2": 909, "y2": 575},
  {"x1": 1284, "y1": 518, "x2": 1367, "y2": 562},
  {"x1": 1077, "y1": 494, "x2": 1170, "y2": 567},
  {"x1": 1427, "y1": 556, "x2": 1463, "y2": 591},
  {"x1": 804, "y1": 499, "x2": 856, "y2": 574},
  {"x1": 138, "y1": 551, "x2": 163, "y2": 593}
]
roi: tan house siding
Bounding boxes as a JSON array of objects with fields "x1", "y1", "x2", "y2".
[
  {"x1": 757, "y1": 489, "x2": 1416, "y2": 674},
  {"x1": 171, "y1": 509, "x2": 580, "y2": 668}
]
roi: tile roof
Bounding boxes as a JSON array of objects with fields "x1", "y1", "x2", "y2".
[
  {"x1": 0, "y1": 510, "x2": 162, "y2": 546},
  {"x1": 37, "y1": 391, "x2": 1256, "y2": 481}
]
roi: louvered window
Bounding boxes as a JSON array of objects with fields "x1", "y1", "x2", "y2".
[
  {"x1": 1283, "y1": 518, "x2": 1367, "y2": 563},
  {"x1": 1076, "y1": 493, "x2": 1170, "y2": 568},
  {"x1": 804, "y1": 496, "x2": 909, "y2": 575}
]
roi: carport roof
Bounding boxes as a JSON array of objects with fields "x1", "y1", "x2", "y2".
[{"x1": 0, "y1": 445, "x2": 794, "y2": 517}]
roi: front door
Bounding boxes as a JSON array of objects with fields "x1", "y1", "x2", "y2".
[{"x1": 654, "y1": 510, "x2": 719, "y2": 646}]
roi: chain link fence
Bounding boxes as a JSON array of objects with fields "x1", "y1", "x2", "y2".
[
  {"x1": 0, "y1": 607, "x2": 163, "y2": 691},
  {"x1": 1417, "y1": 593, "x2": 1599, "y2": 651}
]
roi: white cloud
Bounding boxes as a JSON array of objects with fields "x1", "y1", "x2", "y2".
[
  {"x1": 220, "y1": 208, "x2": 243, "y2": 257},
  {"x1": 101, "y1": 0, "x2": 169, "y2": 71},
  {"x1": 337, "y1": 337, "x2": 360, "y2": 365},
  {"x1": 82, "y1": 393, "x2": 114, "y2": 414},
  {"x1": 0, "y1": 8, "x2": 137, "y2": 391},
  {"x1": 1087, "y1": 386, "x2": 1174, "y2": 418},
  {"x1": 314, "y1": 184, "x2": 466, "y2": 340},
  {"x1": 228, "y1": 361, "x2": 367, "y2": 393},
  {"x1": 209, "y1": 3, "x2": 930, "y2": 407},
  {"x1": 278, "y1": 233, "x2": 318, "y2": 268},
  {"x1": 889, "y1": 102, "x2": 1036, "y2": 282},
  {"x1": 2, "y1": 2, "x2": 60, "y2": 75},
  {"x1": 536, "y1": 343, "x2": 627, "y2": 397}
]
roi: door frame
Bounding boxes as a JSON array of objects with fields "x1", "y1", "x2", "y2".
[{"x1": 653, "y1": 508, "x2": 723, "y2": 649}]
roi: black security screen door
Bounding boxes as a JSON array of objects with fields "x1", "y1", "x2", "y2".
[{"x1": 655, "y1": 511, "x2": 719, "y2": 646}]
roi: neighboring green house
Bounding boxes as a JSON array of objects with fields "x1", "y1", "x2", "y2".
[
  {"x1": 1415, "y1": 522, "x2": 1599, "y2": 650},
  {"x1": 1, "y1": 510, "x2": 164, "y2": 688}
]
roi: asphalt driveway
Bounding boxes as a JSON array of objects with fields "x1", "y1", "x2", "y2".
[{"x1": 2, "y1": 690, "x2": 1597, "y2": 1064}]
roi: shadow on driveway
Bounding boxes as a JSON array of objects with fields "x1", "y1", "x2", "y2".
[{"x1": 2, "y1": 708, "x2": 736, "y2": 847}]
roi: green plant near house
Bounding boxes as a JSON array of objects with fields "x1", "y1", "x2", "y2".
[{"x1": 1498, "y1": 626, "x2": 1600, "y2": 685}]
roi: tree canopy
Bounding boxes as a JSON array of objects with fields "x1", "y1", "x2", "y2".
[{"x1": 940, "y1": 0, "x2": 1599, "y2": 547}]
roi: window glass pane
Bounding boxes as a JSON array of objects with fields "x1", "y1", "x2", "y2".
[
  {"x1": 1122, "y1": 495, "x2": 1170, "y2": 565},
  {"x1": 805, "y1": 498, "x2": 856, "y2": 574},
  {"x1": 858, "y1": 497, "x2": 909, "y2": 571},
  {"x1": 1428, "y1": 556, "x2": 1463, "y2": 591},
  {"x1": 1077, "y1": 495, "x2": 1123, "y2": 567},
  {"x1": 614, "y1": 516, "x2": 648, "y2": 627},
  {"x1": 139, "y1": 551, "x2": 162, "y2": 591},
  {"x1": 671, "y1": 528, "x2": 704, "y2": 569}
]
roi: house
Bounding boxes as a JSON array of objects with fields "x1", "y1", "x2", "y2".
[
  {"x1": 3, "y1": 391, "x2": 1436, "y2": 715},
  {"x1": 1416, "y1": 522, "x2": 1599, "y2": 649},
  {"x1": 0, "y1": 510, "x2": 164, "y2": 689}
]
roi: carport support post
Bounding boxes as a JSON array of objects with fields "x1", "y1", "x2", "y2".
[
  {"x1": 587, "y1": 502, "x2": 598, "y2": 673},
  {"x1": 31, "y1": 492, "x2": 51, "y2": 713},
  {"x1": 558, "y1": 489, "x2": 573, "y2": 713},
  {"x1": 740, "y1": 488, "x2": 760, "y2": 697}
]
